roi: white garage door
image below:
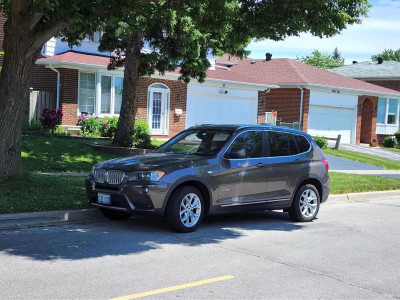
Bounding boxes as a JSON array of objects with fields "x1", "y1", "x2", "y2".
[
  {"x1": 186, "y1": 92, "x2": 258, "y2": 128},
  {"x1": 308, "y1": 105, "x2": 356, "y2": 144}
]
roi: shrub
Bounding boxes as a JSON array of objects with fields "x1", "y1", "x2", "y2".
[
  {"x1": 53, "y1": 125, "x2": 71, "y2": 136},
  {"x1": 22, "y1": 117, "x2": 43, "y2": 131},
  {"x1": 40, "y1": 108, "x2": 63, "y2": 134},
  {"x1": 313, "y1": 137, "x2": 328, "y2": 149},
  {"x1": 99, "y1": 117, "x2": 119, "y2": 138},
  {"x1": 383, "y1": 136, "x2": 395, "y2": 148},
  {"x1": 132, "y1": 120, "x2": 151, "y2": 148},
  {"x1": 394, "y1": 131, "x2": 400, "y2": 145}
]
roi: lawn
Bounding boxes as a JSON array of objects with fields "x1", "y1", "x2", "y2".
[
  {"x1": 22, "y1": 135, "x2": 164, "y2": 173},
  {"x1": 324, "y1": 148, "x2": 400, "y2": 170},
  {"x1": 0, "y1": 173, "x2": 89, "y2": 214},
  {"x1": 329, "y1": 172, "x2": 400, "y2": 194}
]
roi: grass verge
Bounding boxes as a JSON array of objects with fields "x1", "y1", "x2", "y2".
[
  {"x1": 330, "y1": 172, "x2": 400, "y2": 194},
  {"x1": 1, "y1": 172, "x2": 399, "y2": 214},
  {"x1": 324, "y1": 148, "x2": 400, "y2": 170},
  {"x1": 0, "y1": 174, "x2": 89, "y2": 214},
  {"x1": 381, "y1": 147, "x2": 400, "y2": 153}
]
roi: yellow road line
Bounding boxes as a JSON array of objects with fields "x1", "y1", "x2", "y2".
[{"x1": 110, "y1": 275, "x2": 235, "y2": 300}]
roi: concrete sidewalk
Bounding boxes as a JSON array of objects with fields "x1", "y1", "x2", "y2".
[{"x1": 340, "y1": 144, "x2": 400, "y2": 161}]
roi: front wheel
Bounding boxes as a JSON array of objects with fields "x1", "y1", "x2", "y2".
[
  {"x1": 288, "y1": 184, "x2": 320, "y2": 222},
  {"x1": 101, "y1": 209, "x2": 132, "y2": 221},
  {"x1": 166, "y1": 186, "x2": 204, "y2": 233}
]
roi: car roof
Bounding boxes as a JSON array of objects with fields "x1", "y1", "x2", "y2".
[{"x1": 188, "y1": 124, "x2": 309, "y2": 136}]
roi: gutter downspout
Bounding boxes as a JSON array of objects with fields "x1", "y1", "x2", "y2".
[
  {"x1": 298, "y1": 86, "x2": 304, "y2": 130},
  {"x1": 49, "y1": 64, "x2": 60, "y2": 109}
]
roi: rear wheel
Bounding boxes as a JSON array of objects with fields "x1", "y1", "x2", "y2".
[
  {"x1": 101, "y1": 209, "x2": 132, "y2": 221},
  {"x1": 166, "y1": 186, "x2": 204, "y2": 233},
  {"x1": 288, "y1": 184, "x2": 320, "y2": 222}
]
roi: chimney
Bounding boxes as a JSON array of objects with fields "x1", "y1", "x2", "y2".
[
  {"x1": 265, "y1": 53, "x2": 272, "y2": 61},
  {"x1": 377, "y1": 57, "x2": 384, "y2": 64},
  {"x1": 352, "y1": 61, "x2": 358, "y2": 64}
]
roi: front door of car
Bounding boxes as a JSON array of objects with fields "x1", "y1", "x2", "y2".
[
  {"x1": 265, "y1": 131, "x2": 312, "y2": 201},
  {"x1": 217, "y1": 130, "x2": 269, "y2": 206}
]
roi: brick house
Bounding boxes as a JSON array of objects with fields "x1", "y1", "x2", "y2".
[
  {"x1": 1, "y1": 13, "x2": 399, "y2": 143},
  {"x1": 331, "y1": 59, "x2": 400, "y2": 144}
]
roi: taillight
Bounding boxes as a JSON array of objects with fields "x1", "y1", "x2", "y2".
[{"x1": 322, "y1": 157, "x2": 329, "y2": 172}]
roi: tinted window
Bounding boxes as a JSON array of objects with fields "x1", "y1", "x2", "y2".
[
  {"x1": 227, "y1": 131, "x2": 264, "y2": 158},
  {"x1": 159, "y1": 130, "x2": 233, "y2": 156},
  {"x1": 293, "y1": 135, "x2": 311, "y2": 153},
  {"x1": 268, "y1": 131, "x2": 289, "y2": 157}
]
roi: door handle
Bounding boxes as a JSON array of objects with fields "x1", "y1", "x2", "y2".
[{"x1": 256, "y1": 163, "x2": 264, "y2": 168}]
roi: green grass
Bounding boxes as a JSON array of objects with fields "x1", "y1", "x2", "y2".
[
  {"x1": 22, "y1": 135, "x2": 120, "y2": 173},
  {"x1": 324, "y1": 148, "x2": 400, "y2": 170},
  {"x1": 330, "y1": 172, "x2": 400, "y2": 194},
  {"x1": 21, "y1": 135, "x2": 165, "y2": 173},
  {"x1": 0, "y1": 174, "x2": 89, "y2": 214}
]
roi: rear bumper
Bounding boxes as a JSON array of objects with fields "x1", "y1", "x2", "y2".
[{"x1": 85, "y1": 176, "x2": 168, "y2": 215}]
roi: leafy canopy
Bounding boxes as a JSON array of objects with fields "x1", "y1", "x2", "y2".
[
  {"x1": 372, "y1": 49, "x2": 400, "y2": 62},
  {"x1": 298, "y1": 50, "x2": 345, "y2": 69}
]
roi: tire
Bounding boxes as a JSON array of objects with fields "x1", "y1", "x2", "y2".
[
  {"x1": 288, "y1": 184, "x2": 320, "y2": 222},
  {"x1": 166, "y1": 186, "x2": 204, "y2": 233},
  {"x1": 101, "y1": 209, "x2": 132, "y2": 221}
]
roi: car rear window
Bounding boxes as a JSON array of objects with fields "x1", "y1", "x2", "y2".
[{"x1": 268, "y1": 131, "x2": 311, "y2": 157}]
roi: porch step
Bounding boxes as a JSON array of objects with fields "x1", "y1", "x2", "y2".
[{"x1": 359, "y1": 143, "x2": 370, "y2": 147}]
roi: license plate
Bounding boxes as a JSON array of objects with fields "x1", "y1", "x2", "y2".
[{"x1": 98, "y1": 193, "x2": 111, "y2": 205}]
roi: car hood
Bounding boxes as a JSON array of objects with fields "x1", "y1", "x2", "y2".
[{"x1": 96, "y1": 152, "x2": 210, "y2": 173}]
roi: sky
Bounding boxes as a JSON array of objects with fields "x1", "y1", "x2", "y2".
[{"x1": 246, "y1": 0, "x2": 400, "y2": 64}]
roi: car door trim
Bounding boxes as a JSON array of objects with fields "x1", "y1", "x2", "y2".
[{"x1": 220, "y1": 198, "x2": 290, "y2": 207}]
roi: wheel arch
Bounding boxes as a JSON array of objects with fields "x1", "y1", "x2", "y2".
[
  {"x1": 162, "y1": 177, "x2": 212, "y2": 216},
  {"x1": 292, "y1": 177, "x2": 323, "y2": 204}
]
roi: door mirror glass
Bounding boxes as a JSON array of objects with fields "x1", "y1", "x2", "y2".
[{"x1": 228, "y1": 147, "x2": 247, "y2": 159}]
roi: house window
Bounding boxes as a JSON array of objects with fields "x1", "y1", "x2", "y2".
[
  {"x1": 377, "y1": 98, "x2": 399, "y2": 125},
  {"x1": 114, "y1": 77, "x2": 123, "y2": 114},
  {"x1": 101, "y1": 76, "x2": 112, "y2": 114},
  {"x1": 79, "y1": 72, "x2": 96, "y2": 114}
]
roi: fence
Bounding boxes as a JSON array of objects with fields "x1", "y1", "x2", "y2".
[{"x1": 29, "y1": 91, "x2": 56, "y2": 122}]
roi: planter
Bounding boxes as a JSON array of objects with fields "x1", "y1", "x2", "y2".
[{"x1": 87, "y1": 142, "x2": 153, "y2": 156}]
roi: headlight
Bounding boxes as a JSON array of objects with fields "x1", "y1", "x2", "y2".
[{"x1": 128, "y1": 171, "x2": 165, "y2": 182}]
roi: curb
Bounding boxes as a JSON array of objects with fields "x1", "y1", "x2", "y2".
[
  {"x1": 0, "y1": 208, "x2": 105, "y2": 230},
  {"x1": 327, "y1": 189, "x2": 400, "y2": 204}
]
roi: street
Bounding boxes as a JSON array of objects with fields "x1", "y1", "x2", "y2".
[{"x1": 1, "y1": 197, "x2": 400, "y2": 299}]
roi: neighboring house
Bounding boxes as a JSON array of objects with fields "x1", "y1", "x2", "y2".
[
  {"x1": 1, "y1": 13, "x2": 400, "y2": 144},
  {"x1": 331, "y1": 59, "x2": 400, "y2": 144}
]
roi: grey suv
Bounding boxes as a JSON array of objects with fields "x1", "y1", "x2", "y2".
[{"x1": 85, "y1": 125, "x2": 329, "y2": 232}]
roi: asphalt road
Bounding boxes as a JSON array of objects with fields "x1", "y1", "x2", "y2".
[{"x1": 1, "y1": 197, "x2": 400, "y2": 299}]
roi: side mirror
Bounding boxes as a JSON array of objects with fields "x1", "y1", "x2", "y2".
[{"x1": 227, "y1": 147, "x2": 246, "y2": 159}]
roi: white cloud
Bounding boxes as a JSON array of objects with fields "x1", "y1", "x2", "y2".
[{"x1": 247, "y1": 0, "x2": 400, "y2": 63}]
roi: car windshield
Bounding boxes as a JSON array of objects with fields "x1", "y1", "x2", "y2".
[{"x1": 157, "y1": 129, "x2": 234, "y2": 156}]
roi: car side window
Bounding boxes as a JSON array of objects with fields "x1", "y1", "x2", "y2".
[
  {"x1": 268, "y1": 131, "x2": 290, "y2": 157},
  {"x1": 293, "y1": 134, "x2": 311, "y2": 153},
  {"x1": 226, "y1": 131, "x2": 264, "y2": 158}
]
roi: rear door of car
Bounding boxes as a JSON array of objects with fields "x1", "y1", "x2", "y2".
[
  {"x1": 217, "y1": 130, "x2": 269, "y2": 206},
  {"x1": 265, "y1": 131, "x2": 312, "y2": 202}
]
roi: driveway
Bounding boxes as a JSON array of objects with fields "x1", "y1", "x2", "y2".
[
  {"x1": 340, "y1": 144, "x2": 400, "y2": 161},
  {"x1": 326, "y1": 154, "x2": 400, "y2": 178},
  {"x1": 1, "y1": 197, "x2": 400, "y2": 299}
]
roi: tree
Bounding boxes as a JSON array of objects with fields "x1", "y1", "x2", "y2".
[
  {"x1": 298, "y1": 50, "x2": 345, "y2": 69},
  {"x1": 372, "y1": 49, "x2": 400, "y2": 62},
  {"x1": 0, "y1": 0, "x2": 149, "y2": 182},
  {"x1": 0, "y1": 0, "x2": 371, "y2": 181},
  {"x1": 332, "y1": 47, "x2": 343, "y2": 61},
  {"x1": 66, "y1": 0, "x2": 371, "y2": 147}
]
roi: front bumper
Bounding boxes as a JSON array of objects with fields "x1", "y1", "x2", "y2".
[{"x1": 85, "y1": 176, "x2": 169, "y2": 215}]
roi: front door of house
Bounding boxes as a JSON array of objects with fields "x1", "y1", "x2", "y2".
[{"x1": 149, "y1": 87, "x2": 169, "y2": 135}]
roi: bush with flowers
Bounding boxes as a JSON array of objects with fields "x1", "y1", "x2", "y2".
[
  {"x1": 40, "y1": 108, "x2": 63, "y2": 134},
  {"x1": 78, "y1": 114, "x2": 118, "y2": 138}
]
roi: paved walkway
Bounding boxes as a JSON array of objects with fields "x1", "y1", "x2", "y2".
[
  {"x1": 326, "y1": 154, "x2": 400, "y2": 179},
  {"x1": 340, "y1": 144, "x2": 400, "y2": 162}
]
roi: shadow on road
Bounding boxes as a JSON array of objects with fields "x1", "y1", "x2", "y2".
[{"x1": 0, "y1": 211, "x2": 303, "y2": 261}]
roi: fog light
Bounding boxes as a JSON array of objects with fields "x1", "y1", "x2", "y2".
[{"x1": 141, "y1": 186, "x2": 149, "y2": 194}]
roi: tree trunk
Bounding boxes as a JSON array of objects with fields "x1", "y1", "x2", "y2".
[{"x1": 112, "y1": 32, "x2": 143, "y2": 147}]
